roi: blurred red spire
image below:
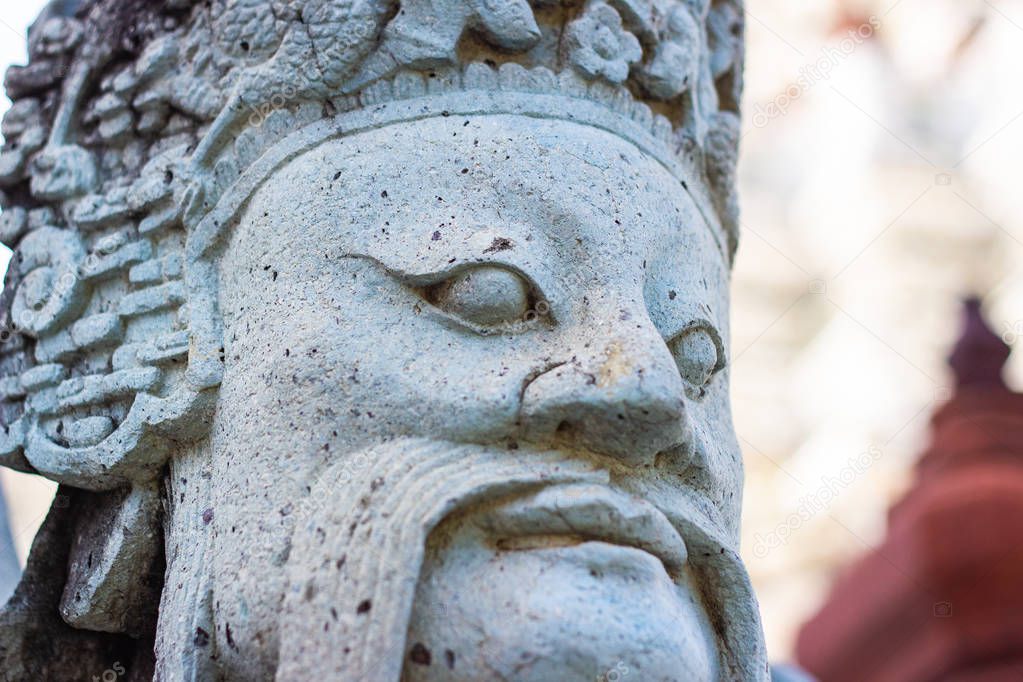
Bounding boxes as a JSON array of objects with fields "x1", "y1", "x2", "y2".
[
  {"x1": 796, "y1": 297, "x2": 1023, "y2": 682},
  {"x1": 948, "y1": 297, "x2": 1011, "y2": 390}
]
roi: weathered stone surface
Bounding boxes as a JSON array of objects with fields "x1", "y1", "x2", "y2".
[
  {"x1": 0, "y1": 489, "x2": 155, "y2": 681},
  {"x1": 0, "y1": 0, "x2": 765, "y2": 680}
]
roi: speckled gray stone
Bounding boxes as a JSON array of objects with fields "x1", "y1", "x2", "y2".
[{"x1": 0, "y1": 1, "x2": 766, "y2": 680}]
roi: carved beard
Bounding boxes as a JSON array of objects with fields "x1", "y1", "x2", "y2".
[{"x1": 274, "y1": 440, "x2": 765, "y2": 681}]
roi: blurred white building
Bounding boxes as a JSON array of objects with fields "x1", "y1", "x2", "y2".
[{"x1": 736, "y1": 0, "x2": 1023, "y2": 659}]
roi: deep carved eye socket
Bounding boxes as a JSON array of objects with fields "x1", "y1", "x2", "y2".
[
  {"x1": 669, "y1": 326, "x2": 723, "y2": 397},
  {"x1": 420, "y1": 265, "x2": 534, "y2": 328}
]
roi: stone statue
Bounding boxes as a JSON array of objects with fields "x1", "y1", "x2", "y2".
[{"x1": 0, "y1": 0, "x2": 766, "y2": 679}]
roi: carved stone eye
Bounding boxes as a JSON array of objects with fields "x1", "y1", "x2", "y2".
[
  {"x1": 669, "y1": 327, "x2": 723, "y2": 397},
  {"x1": 421, "y1": 266, "x2": 534, "y2": 328}
]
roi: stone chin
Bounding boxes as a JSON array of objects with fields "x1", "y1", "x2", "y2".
[
  {"x1": 404, "y1": 481, "x2": 721, "y2": 681},
  {"x1": 165, "y1": 112, "x2": 763, "y2": 680}
]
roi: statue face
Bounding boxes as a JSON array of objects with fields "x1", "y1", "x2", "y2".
[{"x1": 209, "y1": 114, "x2": 743, "y2": 679}]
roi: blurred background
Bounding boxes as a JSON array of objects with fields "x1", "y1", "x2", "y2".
[
  {"x1": 1, "y1": 0, "x2": 1022, "y2": 673},
  {"x1": 733, "y1": 0, "x2": 1023, "y2": 666}
]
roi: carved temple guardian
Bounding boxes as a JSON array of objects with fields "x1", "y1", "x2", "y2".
[{"x1": 0, "y1": 1, "x2": 766, "y2": 680}]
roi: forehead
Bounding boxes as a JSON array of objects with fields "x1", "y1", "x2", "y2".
[{"x1": 234, "y1": 115, "x2": 728, "y2": 298}]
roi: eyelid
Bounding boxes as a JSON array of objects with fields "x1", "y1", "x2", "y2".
[
  {"x1": 403, "y1": 261, "x2": 542, "y2": 295},
  {"x1": 342, "y1": 251, "x2": 547, "y2": 298}
]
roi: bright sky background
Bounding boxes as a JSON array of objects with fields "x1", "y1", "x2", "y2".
[
  {"x1": 0, "y1": 4, "x2": 40, "y2": 97},
  {"x1": 0, "y1": 1, "x2": 47, "y2": 276},
  {"x1": 0, "y1": 0, "x2": 54, "y2": 570}
]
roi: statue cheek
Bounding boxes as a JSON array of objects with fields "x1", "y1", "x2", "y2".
[
  {"x1": 345, "y1": 345, "x2": 534, "y2": 443},
  {"x1": 235, "y1": 318, "x2": 532, "y2": 446}
]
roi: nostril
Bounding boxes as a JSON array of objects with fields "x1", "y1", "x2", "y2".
[
  {"x1": 554, "y1": 420, "x2": 579, "y2": 446},
  {"x1": 654, "y1": 449, "x2": 674, "y2": 470},
  {"x1": 655, "y1": 442, "x2": 695, "y2": 472}
]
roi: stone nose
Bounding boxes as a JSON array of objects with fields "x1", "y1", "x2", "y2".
[{"x1": 519, "y1": 328, "x2": 690, "y2": 468}]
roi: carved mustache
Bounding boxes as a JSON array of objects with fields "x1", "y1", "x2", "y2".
[
  {"x1": 275, "y1": 438, "x2": 764, "y2": 681},
  {"x1": 478, "y1": 482, "x2": 690, "y2": 576}
]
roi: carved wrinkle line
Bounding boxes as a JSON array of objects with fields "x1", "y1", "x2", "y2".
[{"x1": 515, "y1": 358, "x2": 571, "y2": 425}]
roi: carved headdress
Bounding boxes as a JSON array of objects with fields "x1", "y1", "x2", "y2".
[{"x1": 0, "y1": 0, "x2": 744, "y2": 671}]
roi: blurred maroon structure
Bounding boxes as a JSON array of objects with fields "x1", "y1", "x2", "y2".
[{"x1": 796, "y1": 299, "x2": 1023, "y2": 682}]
